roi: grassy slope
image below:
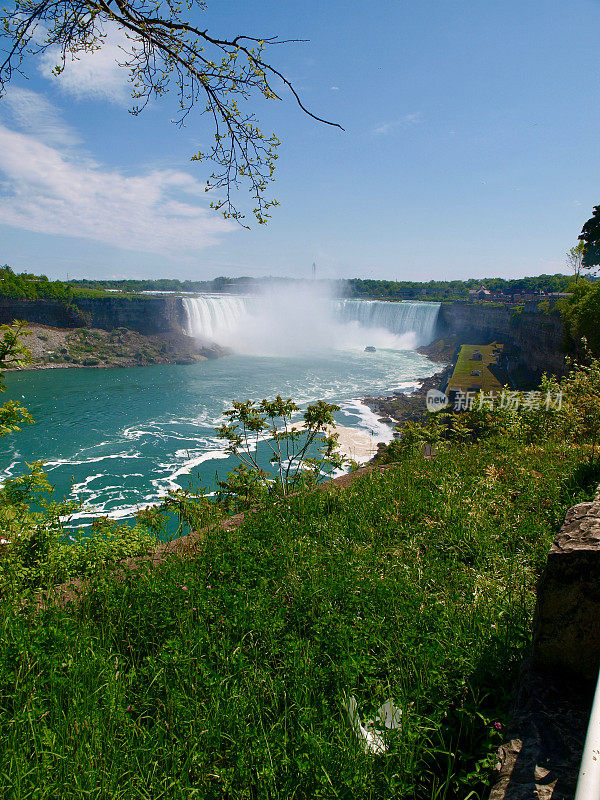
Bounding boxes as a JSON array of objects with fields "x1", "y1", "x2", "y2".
[
  {"x1": 1, "y1": 434, "x2": 597, "y2": 799},
  {"x1": 446, "y1": 344, "x2": 505, "y2": 394}
]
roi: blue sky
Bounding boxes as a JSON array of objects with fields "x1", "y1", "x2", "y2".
[{"x1": 0, "y1": 0, "x2": 599, "y2": 281}]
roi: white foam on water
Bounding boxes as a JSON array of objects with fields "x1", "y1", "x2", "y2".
[
  {"x1": 43, "y1": 452, "x2": 142, "y2": 470},
  {"x1": 340, "y1": 399, "x2": 395, "y2": 446},
  {"x1": 155, "y1": 446, "x2": 231, "y2": 492},
  {"x1": 1, "y1": 304, "x2": 442, "y2": 524},
  {"x1": 390, "y1": 380, "x2": 421, "y2": 392}
]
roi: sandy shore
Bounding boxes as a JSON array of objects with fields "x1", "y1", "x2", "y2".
[{"x1": 288, "y1": 422, "x2": 381, "y2": 464}]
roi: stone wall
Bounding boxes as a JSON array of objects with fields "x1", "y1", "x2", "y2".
[
  {"x1": 436, "y1": 302, "x2": 566, "y2": 378},
  {"x1": 489, "y1": 488, "x2": 600, "y2": 800},
  {"x1": 532, "y1": 492, "x2": 600, "y2": 682}
]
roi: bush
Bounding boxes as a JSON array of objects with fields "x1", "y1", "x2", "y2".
[{"x1": 560, "y1": 282, "x2": 600, "y2": 357}]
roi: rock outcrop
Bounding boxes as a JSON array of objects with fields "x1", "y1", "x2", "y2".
[
  {"x1": 15, "y1": 324, "x2": 228, "y2": 370},
  {"x1": 489, "y1": 488, "x2": 600, "y2": 800},
  {"x1": 532, "y1": 494, "x2": 600, "y2": 682}
]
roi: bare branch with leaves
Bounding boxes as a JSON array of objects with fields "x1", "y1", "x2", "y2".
[
  {"x1": 565, "y1": 241, "x2": 585, "y2": 283},
  {"x1": 0, "y1": 0, "x2": 343, "y2": 225}
]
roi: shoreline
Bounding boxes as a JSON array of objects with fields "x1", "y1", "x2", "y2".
[{"x1": 361, "y1": 337, "x2": 457, "y2": 431}]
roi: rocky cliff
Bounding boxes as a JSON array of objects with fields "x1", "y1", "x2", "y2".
[
  {"x1": 0, "y1": 296, "x2": 186, "y2": 335},
  {"x1": 0, "y1": 299, "x2": 83, "y2": 329},
  {"x1": 0, "y1": 297, "x2": 230, "y2": 369},
  {"x1": 436, "y1": 302, "x2": 566, "y2": 380},
  {"x1": 74, "y1": 297, "x2": 185, "y2": 334}
]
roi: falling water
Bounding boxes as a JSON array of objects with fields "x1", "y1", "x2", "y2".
[
  {"x1": 335, "y1": 299, "x2": 441, "y2": 345},
  {"x1": 181, "y1": 294, "x2": 248, "y2": 342},
  {"x1": 182, "y1": 290, "x2": 440, "y2": 354}
]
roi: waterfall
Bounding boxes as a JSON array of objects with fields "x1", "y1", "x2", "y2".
[
  {"x1": 182, "y1": 292, "x2": 440, "y2": 354},
  {"x1": 335, "y1": 300, "x2": 440, "y2": 346},
  {"x1": 182, "y1": 295, "x2": 247, "y2": 341}
]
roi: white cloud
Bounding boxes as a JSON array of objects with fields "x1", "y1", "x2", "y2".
[
  {"x1": 0, "y1": 87, "x2": 80, "y2": 146},
  {"x1": 372, "y1": 112, "x2": 423, "y2": 136},
  {"x1": 39, "y1": 27, "x2": 134, "y2": 104},
  {"x1": 0, "y1": 121, "x2": 234, "y2": 254},
  {"x1": 330, "y1": 86, "x2": 340, "y2": 91}
]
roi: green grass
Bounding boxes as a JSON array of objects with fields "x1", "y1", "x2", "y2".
[
  {"x1": 0, "y1": 432, "x2": 597, "y2": 799},
  {"x1": 446, "y1": 343, "x2": 505, "y2": 394}
]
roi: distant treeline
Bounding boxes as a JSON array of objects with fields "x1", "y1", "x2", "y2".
[
  {"x1": 70, "y1": 273, "x2": 577, "y2": 300},
  {"x1": 68, "y1": 275, "x2": 238, "y2": 295},
  {"x1": 343, "y1": 274, "x2": 577, "y2": 300},
  {"x1": 0, "y1": 265, "x2": 578, "y2": 302}
]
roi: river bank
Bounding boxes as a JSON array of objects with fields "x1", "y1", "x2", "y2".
[
  {"x1": 362, "y1": 337, "x2": 457, "y2": 428},
  {"x1": 7, "y1": 323, "x2": 228, "y2": 370}
]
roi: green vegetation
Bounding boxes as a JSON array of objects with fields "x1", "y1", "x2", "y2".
[
  {"x1": 1, "y1": 317, "x2": 600, "y2": 796},
  {"x1": 0, "y1": 321, "x2": 31, "y2": 436},
  {"x1": 0, "y1": 266, "x2": 580, "y2": 304},
  {"x1": 70, "y1": 273, "x2": 577, "y2": 301},
  {"x1": 565, "y1": 241, "x2": 586, "y2": 282},
  {"x1": 446, "y1": 343, "x2": 505, "y2": 395},
  {"x1": 344, "y1": 274, "x2": 576, "y2": 301},
  {"x1": 0, "y1": 266, "x2": 148, "y2": 301},
  {"x1": 579, "y1": 204, "x2": 600, "y2": 273},
  {"x1": 0, "y1": 266, "x2": 74, "y2": 302},
  {"x1": 3, "y1": 437, "x2": 597, "y2": 799},
  {"x1": 215, "y1": 396, "x2": 345, "y2": 510},
  {"x1": 559, "y1": 281, "x2": 600, "y2": 358}
]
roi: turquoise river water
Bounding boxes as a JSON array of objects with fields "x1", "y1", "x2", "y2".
[{"x1": 0, "y1": 297, "x2": 441, "y2": 526}]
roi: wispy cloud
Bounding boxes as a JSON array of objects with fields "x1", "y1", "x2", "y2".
[
  {"x1": 39, "y1": 26, "x2": 134, "y2": 104},
  {"x1": 1, "y1": 86, "x2": 80, "y2": 147},
  {"x1": 372, "y1": 112, "x2": 423, "y2": 136},
  {"x1": 330, "y1": 86, "x2": 340, "y2": 91},
  {"x1": 0, "y1": 95, "x2": 235, "y2": 254}
]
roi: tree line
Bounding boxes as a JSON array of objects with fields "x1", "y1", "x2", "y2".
[
  {"x1": 0, "y1": 269, "x2": 579, "y2": 302},
  {"x1": 341, "y1": 274, "x2": 576, "y2": 300}
]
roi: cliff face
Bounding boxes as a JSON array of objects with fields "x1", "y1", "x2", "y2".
[
  {"x1": 436, "y1": 303, "x2": 566, "y2": 378},
  {"x1": 0, "y1": 299, "x2": 83, "y2": 329},
  {"x1": 0, "y1": 297, "x2": 186, "y2": 335},
  {"x1": 74, "y1": 297, "x2": 184, "y2": 335}
]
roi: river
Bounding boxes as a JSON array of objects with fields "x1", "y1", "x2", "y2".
[{"x1": 0, "y1": 295, "x2": 441, "y2": 525}]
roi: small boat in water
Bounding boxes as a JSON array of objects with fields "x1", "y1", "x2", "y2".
[{"x1": 364, "y1": 346, "x2": 377, "y2": 352}]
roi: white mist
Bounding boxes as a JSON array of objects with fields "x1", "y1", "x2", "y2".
[{"x1": 182, "y1": 286, "x2": 440, "y2": 356}]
